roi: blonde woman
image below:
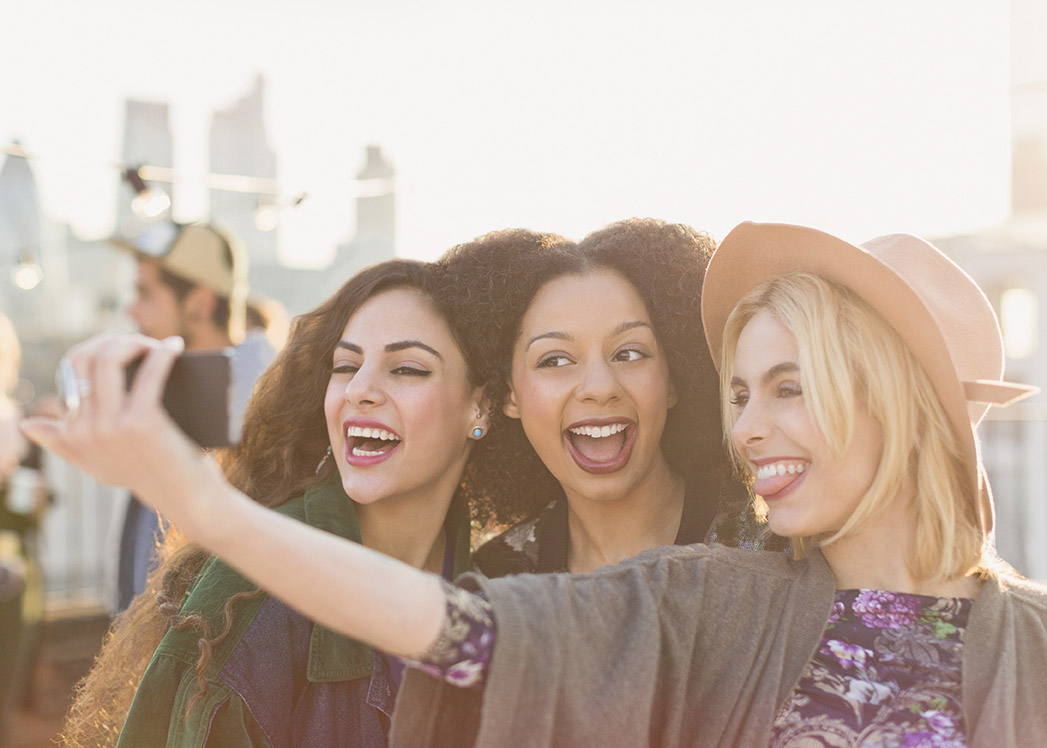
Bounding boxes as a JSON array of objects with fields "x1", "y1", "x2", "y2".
[{"x1": 23, "y1": 224, "x2": 1047, "y2": 747}]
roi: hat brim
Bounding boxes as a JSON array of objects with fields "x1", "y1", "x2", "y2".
[{"x1": 701, "y1": 222, "x2": 987, "y2": 531}]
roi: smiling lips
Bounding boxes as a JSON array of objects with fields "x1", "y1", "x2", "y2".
[
  {"x1": 344, "y1": 421, "x2": 402, "y2": 466},
  {"x1": 752, "y1": 460, "x2": 808, "y2": 498},
  {"x1": 564, "y1": 420, "x2": 636, "y2": 475}
]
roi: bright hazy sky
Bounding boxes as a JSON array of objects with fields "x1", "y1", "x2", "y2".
[{"x1": 1, "y1": 0, "x2": 1012, "y2": 265}]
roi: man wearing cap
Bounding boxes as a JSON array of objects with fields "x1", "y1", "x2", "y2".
[{"x1": 112, "y1": 222, "x2": 275, "y2": 611}]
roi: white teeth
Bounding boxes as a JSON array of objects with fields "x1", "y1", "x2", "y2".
[
  {"x1": 568, "y1": 423, "x2": 628, "y2": 438},
  {"x1": 755, "y1": 462, "x2": 807, "y2": 480},
  {"x1": 346, "y1": 426, "x2": 400, "y2": 441}
]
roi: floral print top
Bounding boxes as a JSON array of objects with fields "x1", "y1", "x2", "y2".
[
  {"x1": 399, "y1": 581, "x2": 496, "y2": 689},
  {"x1": 772, "y1": 588, "x2": 972, "y2": 747}
]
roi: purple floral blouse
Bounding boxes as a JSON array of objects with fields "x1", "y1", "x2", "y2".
[
  {"x1": 772, "y1": 588, "x2": 971, "y2": 747},
  {"x1": 406, "y1": 584, "x2": 972, "y2": 746},
  {"x1": 399, "y1": 581, "x2": 496, "y2": 688}
]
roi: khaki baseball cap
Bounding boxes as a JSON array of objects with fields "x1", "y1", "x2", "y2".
[{"x1": 112, "y1": 222, "x2": 249, "y2": 342}]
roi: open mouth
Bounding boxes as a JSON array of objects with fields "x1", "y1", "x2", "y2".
[
  {"x1": 564, "y1": 421, "x2": 635, "y2": 475},
  {"x1": 752, "y1": 460, "x2": 808, "y2": 499},
  {"x1": 345, "y1": 425, "x2": 402, "y2": 461}
]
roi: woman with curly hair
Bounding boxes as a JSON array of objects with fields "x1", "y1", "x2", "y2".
[
  {"x1": 24, "y1": 222, "x2": 1047, "y2": 747},
  {"x1": 54, "y1": 258, "x2": 496, "y2": 748},
  {"x1": 450, "y1": 219, "x2": 778, "y2": 576}
]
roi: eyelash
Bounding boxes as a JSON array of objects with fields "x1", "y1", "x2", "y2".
[
  {"x1": 330, "y1": 364, "x2": 431, "y2": 377},
  {"x1": 392, "y1": 366, "x2": 431, "y2": 377},
  {"x1": 778, "y1": 383, "x2": 802, "y2": 398},
  {"x1": 536, "y1": 354, "x2": 571, "y2": 369},
  {"x1": 614, "y1": 348, "x2": 648, "y2": 363},
  {"x1": 536, "y1": 347, "x2": 649, "y2": 368},
  {"x1": 729, "y1": 384, "x2": 802, "y2": 407}
]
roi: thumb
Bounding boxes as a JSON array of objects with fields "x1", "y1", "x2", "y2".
[{"x1": 19, "y1": 417, "x2": 63, "y2": 455}]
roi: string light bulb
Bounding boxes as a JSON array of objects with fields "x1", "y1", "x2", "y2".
[
  {"x1": 123, "y1": 165, "x2": 171, "y2": 219},
  {"x1": 12, "y1": 253, "x2": 43, "y2": 290}
]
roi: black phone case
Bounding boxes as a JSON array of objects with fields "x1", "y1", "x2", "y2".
[{"x1": 126, "y1": 350, "x2": 235, "y2": 448}]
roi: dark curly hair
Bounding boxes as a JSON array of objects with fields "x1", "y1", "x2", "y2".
[
  {"x1": 60, "y1": 259, "x2": 483, "y2": 747},
  {"x1": 442, "y1": 218, "x2": 730, "y2": 528}
]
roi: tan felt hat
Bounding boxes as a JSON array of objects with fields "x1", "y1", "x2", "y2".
[{"x1": 701, "y1": 222, "x2": 1039, "y2": 535}]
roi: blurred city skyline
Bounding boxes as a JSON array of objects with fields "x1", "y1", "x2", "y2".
[{"x1": 0, "y1": 0, "x2": 1027, "y2": 265}]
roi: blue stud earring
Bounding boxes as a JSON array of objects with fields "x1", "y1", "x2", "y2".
[{"x1": 471, "y1": 427, "x2": 484, "y2": 439}]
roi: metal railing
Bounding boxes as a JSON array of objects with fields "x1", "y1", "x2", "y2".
[{"x1": 32, "y1": 411, "x2": 1047, "y2": 608}]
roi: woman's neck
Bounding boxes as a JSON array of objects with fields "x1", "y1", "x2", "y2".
[
  {"x1": 354, "y1": 484, "x2": 454, "y2": 575},
  {"x1": 820, "y1": 498, "x2": 983, "y2": 599},
  {"x1": 564, "y1": 461, "x2": 685, "y2": 574}
]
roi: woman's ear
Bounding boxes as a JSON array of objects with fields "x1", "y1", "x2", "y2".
[
  {"x1": 502, "y1": 385, "x2": 521, "y2": 419},
  {"x1": 474, "y1": 394, "x2": 492, "y2": 430},
  {"x1": 667, "y1": 377, "x2": 678, "y2": 409}
]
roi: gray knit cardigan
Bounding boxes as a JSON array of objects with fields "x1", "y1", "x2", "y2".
[{"x1": 391, "y1": 544, "x2": 1047, "y2": 748}]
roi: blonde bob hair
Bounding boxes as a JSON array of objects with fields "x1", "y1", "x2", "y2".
[{"x1": 719, "y1": 272, "x2": 989, "y2": 581}]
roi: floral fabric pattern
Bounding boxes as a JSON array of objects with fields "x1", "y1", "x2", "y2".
[
  {"x1": 400, "y1": 580, "x2": 496, "y2": 689},
  {"x1": 771, "y1": 588, "x2": 971, "y2": 748}
]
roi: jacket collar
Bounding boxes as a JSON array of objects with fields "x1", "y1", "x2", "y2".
[{"x1": 303, "y1": 474, "x2": 473, "y2": 683}]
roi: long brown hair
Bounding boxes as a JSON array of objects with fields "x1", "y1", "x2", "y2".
[{"x1": 60, "y1": 259, "x2": 478, "y2": 747}]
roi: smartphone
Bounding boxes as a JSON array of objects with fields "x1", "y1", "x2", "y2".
[{"x1": 125, "y1": 349, "x2": 239, "y2": 448}]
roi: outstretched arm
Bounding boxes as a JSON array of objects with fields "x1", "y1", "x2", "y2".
[{"x1": 20, "y1": 334, "x2": 446, "y2": 658}]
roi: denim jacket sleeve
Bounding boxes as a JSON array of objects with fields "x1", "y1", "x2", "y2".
[{"x1": 115, "y1": 650, "x2": 272, "y2": 748}]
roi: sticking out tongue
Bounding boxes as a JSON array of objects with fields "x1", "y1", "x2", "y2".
[
  {"x1": 753, "y1": 468, "x2": 804, "y2": 498},
  {"x1": 567, "y1": 430, "x2": 627, "y2": 464}
]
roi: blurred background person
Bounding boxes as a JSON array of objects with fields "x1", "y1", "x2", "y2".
[
  {"x1": 0, "y1": 312, "x2": 50, "y2": 745},
  {"x1": 111, "y1": 222, "x2": 274, "y2": 612},
  {"x1": 245, "y1": 293, "x2": 290, "y2": 356}
]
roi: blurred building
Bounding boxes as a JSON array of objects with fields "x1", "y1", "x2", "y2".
[
  {"x1": 249, "y1": 143, "x2": 397, "y2": 315},
  {"x1": 209, "y1": 74, "x2": 279, "y2": 268}
]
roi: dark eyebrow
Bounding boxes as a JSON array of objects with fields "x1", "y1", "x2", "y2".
[
  {"x1": 525, "y1": 331, "x2": 573, "y2": 351},
  {"x1": 385, "y1": 340, "x2": 442, "y2": 359},
  {"x1": 335, "y1": 340, "x2": 442, "y2": 360},
  {"x1": 730, "y1": 362, "x2": 799, "y2": 389},
  {"x1": 612, "y1": 320, "x2": 653, "y2": 337},
  {"x1": 524, "y1": 320, "x2": 652, "y2": 352}
]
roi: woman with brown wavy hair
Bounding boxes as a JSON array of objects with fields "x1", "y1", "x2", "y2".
[{"x1": 55, "y1": 257, "x2": 497, "y2": 748}]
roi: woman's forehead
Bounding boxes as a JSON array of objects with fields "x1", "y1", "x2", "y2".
[
  {"x1": 523, "y1": 270, "x2": 650, "y2": 329},
  {"x1": 732, "y1": 312, "x2": 800, "y2": 380},
  {"x1": 343, "y1": 288, "x2": 453, "y2": 345}
]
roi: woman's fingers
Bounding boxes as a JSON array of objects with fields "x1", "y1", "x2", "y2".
[
  {"x1": 126, "y1": 336, "x2": 184, "y2": 413},
  {"x1": 86, "y1": 335, "x2": 181, "y2": 421},
  {"x1": 18, "y1": 417, "x2": 62, "y2": 458},
  {"x1": 22, "y1": 334, "x2": 191, "y2": 492}
]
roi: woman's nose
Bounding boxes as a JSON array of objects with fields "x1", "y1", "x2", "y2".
[
  {"x1": 574, "y1": 359, "x2": 623, "y2": 404},
  {"x1": 731, "y1": 399, "x2": 768, "y2": 449},
  {"x1": 343, "y1": 365, "x2": 386, "y2": 407}
]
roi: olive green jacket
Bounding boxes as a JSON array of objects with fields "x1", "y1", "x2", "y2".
[{"x1": 117, "y1": 475, "x2": 471, "y2": 748}]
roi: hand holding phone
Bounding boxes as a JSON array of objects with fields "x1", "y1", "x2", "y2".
[
  {"x1": 124, "y1": 350, "x2": 239, "y2": 448},
  {"x1": 56, "y1": 348, "x2": 239, "y2": 448}
]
